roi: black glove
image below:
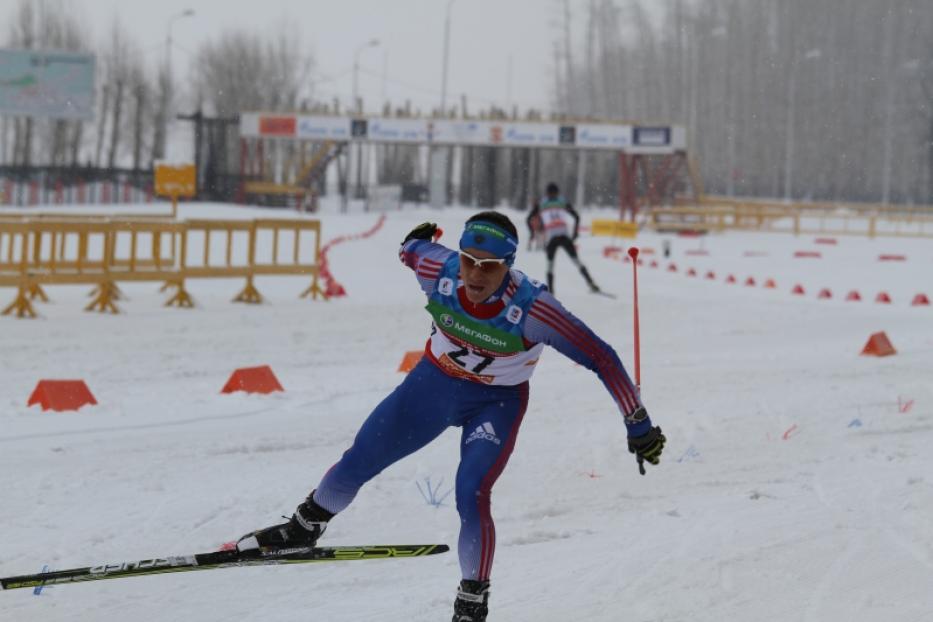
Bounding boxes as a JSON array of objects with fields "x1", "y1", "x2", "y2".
[
  {"x1": 402, "y1": 222, "x2": 438, "y2": 245},
  {"x1": 628, "y1": 426, "x2": 665, "y2": 475}
]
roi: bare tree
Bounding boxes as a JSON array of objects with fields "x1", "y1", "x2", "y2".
[
  {"x1": 194, "y1": 22, "x2": 314, "y2": 117},
  {"x1": 102, "y1": 19, "x2": 133, "y2": 169}
]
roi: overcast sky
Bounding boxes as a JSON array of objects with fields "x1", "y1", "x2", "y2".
[{"x1": 1, "y1": 0, "x2": 577, "y2": 115}]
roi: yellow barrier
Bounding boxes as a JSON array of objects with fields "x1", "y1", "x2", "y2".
[
  {"x1": 0, "y1": 218, "x2": 325, "y2": 318},
  {"x1": 647, "y1": 202, "x2": 933, "y2": 238},
  {"x1": 590, "y1": 219, "x2": 638, "y2": 238}
]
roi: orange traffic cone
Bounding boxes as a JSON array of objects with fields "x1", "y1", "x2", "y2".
[
  {"x1": 860, "y1": 332, "x2": 896, "y2": 357},
  {"x1": 28, "y1": 380, "x2": 98, "y2": 412},
  {"x1": 397, "y1": 350, "x2": 424, "y2": 373},
  {"x1": 221, "y1": 365, "x2": 284, "y2": 394}
]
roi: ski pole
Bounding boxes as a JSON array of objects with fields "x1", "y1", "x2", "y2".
[
  {"x1": 627, "y1": 246, "x2": 645, "y2": 475},
  {"x1": 627, "y1": 247, "x2": 641, "y2": 389}
]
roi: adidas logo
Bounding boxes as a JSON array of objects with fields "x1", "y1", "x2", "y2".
[{"x1": 465, "y1": 422, "x2": 501, "y2": 446}]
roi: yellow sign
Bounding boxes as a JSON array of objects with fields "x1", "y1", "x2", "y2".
[
  {"x1": 591, "y1": 219, "x2": 638, "y2": 238},
  {"x1": 155, "y1": 164, "x2": 196, "y2": 198}
]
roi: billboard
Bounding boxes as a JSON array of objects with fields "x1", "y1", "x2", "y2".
[{"x1": 0, "y1": 48, "x2": 95, "y2": 119}]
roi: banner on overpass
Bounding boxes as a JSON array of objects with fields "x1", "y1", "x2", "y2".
[{"x1": 240, "y1": 113, "x2": 686, "y2": 153}]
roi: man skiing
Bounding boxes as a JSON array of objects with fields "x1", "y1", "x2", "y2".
[
  {"x1": 236, "y1": 212, "x2": 665, "y2": 622},
  {"x1": 526, "y1": 182, "x2": 600, "y2": 294}
]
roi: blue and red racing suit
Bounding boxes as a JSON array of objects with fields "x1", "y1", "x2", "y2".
[{"x1": 313, "y1": 238, "x2": 649, "y2": 582}]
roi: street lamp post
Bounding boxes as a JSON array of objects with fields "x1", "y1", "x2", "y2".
[
  {"x1": 430, "y1": 0, "x2": 456, "y2": 208},
  {"x1": 440, "y1": 0, "x2": 456, "y2": 115},
  {"x1": 352, "y1": 39, "x2": 380, "y2": 114},
  {"x1": 352, "y1": 39, "x2": 380, "y2": 201},
  {"x1": 166, "y1": 9, "x2": 195, "y2": 93},
  {"x1": 158, "y1": 9, "x2": 194, "y2": 162}
]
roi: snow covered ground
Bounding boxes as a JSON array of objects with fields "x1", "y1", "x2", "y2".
[{"x1": 1, "y1": 201, "x2": 932, "y2": 621}]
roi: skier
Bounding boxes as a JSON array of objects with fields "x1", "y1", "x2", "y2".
[
  {"x1": 526, "y1": 182, "x2": 600, "y2": 294},
  {"x1": 236, "y1": 212, "x2": 665, "y2": 622}
]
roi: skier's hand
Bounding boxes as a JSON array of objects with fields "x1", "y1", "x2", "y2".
[
  {"x1": 402, "y1": 222, "x2": 438, "y2": 244},
  {"x1": 628, "y1": 426, "x2": 665, "y2": 475}
]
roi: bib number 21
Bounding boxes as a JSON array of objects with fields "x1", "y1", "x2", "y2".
[{"x1": 448, "y1": 346, "x2": 495, "y2": 374}]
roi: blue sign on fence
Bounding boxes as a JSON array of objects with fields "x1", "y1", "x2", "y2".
[{"x1": 0, "y1": 48, "x2": 96, "y2": 120}]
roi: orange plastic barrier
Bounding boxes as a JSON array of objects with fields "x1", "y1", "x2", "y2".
[
  {"x1": 911, "y1": 293, "x2": 930, "y2": 306},
  {"x1": 846, "y1": 290, "x2": 862, "y2": 301},
  {"x1": 28, "y1": 380, "x2": 97, "y2": 412},
  {"x1": 221, "y1": 365, "x2": 284, "y2": 394}
]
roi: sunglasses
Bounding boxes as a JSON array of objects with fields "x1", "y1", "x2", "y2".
[{"x1": 460, "y1": 250, "x2": 508, "y2": 271}]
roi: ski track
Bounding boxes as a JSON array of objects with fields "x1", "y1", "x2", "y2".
[{"x1": 1, "y1": 202, "x2": 932, "y2": 621}]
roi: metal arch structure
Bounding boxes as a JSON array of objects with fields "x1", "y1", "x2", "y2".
[{"x1": 238, "y1": 113, "x2": 701, "y2": 218}]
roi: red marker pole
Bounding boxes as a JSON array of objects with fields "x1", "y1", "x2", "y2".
[{"x1": 627, "y1": 246, "x2": 641, "y2": 389}]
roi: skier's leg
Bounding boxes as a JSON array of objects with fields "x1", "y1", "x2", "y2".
[
  {"x1": 563, "y1": 237, "x2": 599, "y2": 291},
  {"x1": 314, "y1": 360, "x2": 459, "y2": 514},
  {"x1": 545, "y1": 237, "x2": 559, "y2": 292},
  {"x1": 454, "y1": 382, "x2": 529, "y2": 582}
]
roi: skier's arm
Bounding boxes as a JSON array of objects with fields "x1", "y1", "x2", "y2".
[
  {"x1": 399, "y1": 234, "x2": 456, "y2": 296},
  {"x1": 566, "y1": 204, "x2": 581, "y2": 239},
  {"x1": 525, "y1": 290, "x2": 651, "y2": 436}
]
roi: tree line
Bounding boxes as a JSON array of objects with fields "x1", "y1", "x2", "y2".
[{"x1": 555, "y1": 0, "x2": 933, "y2": 205}]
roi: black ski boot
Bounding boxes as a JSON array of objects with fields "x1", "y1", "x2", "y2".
[
  {"x1": 452, "y1": 579, "x2": 490, "y2": 622},
  {"x1": 236, "y1": 491, "x2": 334, "y2": 553}
]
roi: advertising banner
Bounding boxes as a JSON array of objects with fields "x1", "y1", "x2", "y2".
[
  {"x1": 0, "y1": 48, "x2": 95, "y2": 119},
  {"x1": 296, "y1": 116, "x2": 351, "y2": 140},
  {"x1": 575, "y1": 124, "x2": 632, "y2": 149},
  {"x1": 367, "y1": 118, "x2": 429, "y2": 143}
]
